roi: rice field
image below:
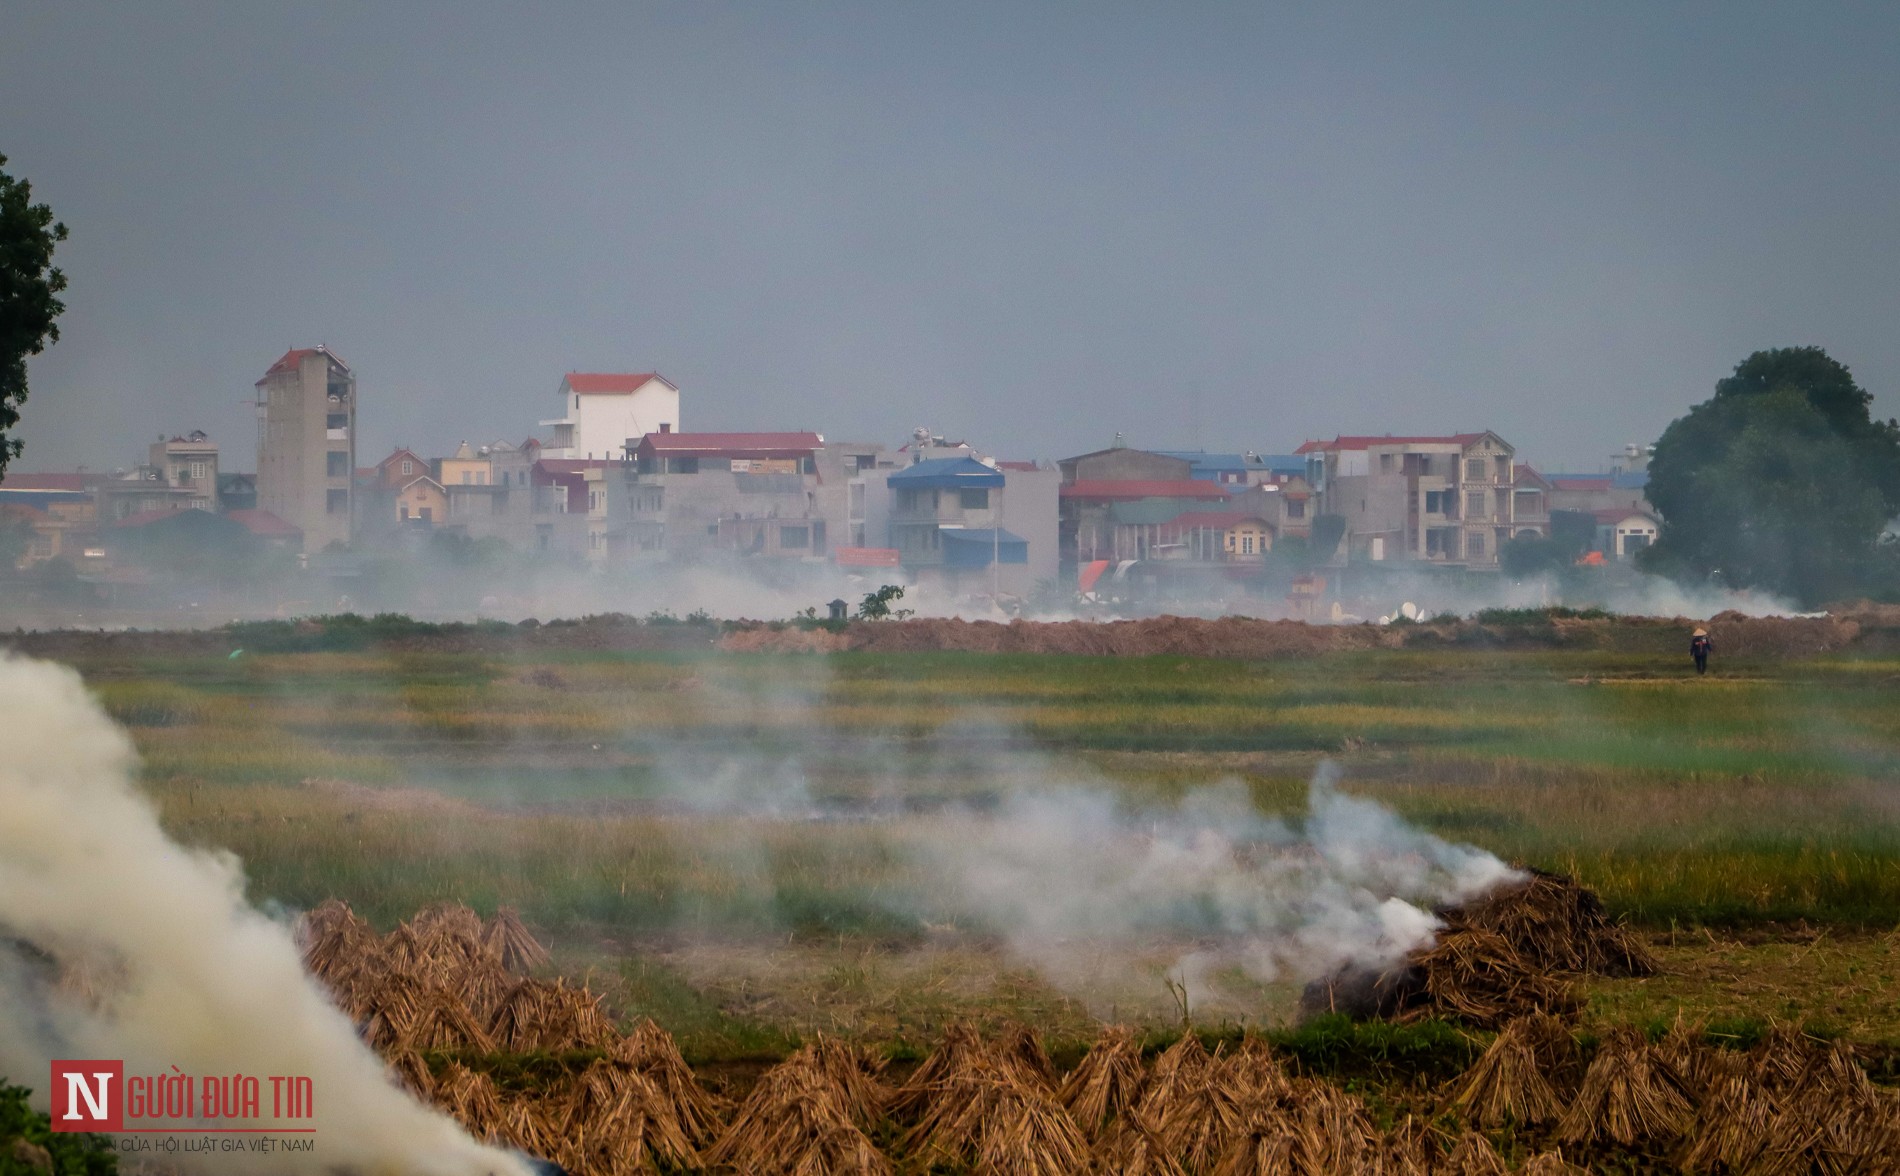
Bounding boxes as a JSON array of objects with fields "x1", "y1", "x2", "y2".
[{"x1": 38, "y1": 640, "x2": 1900, "y2": 1055}]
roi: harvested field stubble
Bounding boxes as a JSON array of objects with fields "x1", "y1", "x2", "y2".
[{"x1": 296, "y1": 901, "x2": 1900, "y2": 1174}]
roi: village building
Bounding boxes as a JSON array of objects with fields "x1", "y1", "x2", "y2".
[{"x1": 540, "y1": 372, "x2": 679, "y2": 460}]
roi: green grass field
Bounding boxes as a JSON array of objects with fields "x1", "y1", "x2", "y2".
[{"x1": 55, "y1": 642, "x2": 1900, "y2": 1054}]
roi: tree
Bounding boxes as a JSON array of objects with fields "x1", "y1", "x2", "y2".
[
  {"x1": 0, "y1": 154, "x2": 68, "y2": 478},
  {"x1": 1499, "y1": 533, "x2": 1565, "y2": 578},
  {"x1": 1642, "y1": 347, "x2": 1900, "y2": 605}
]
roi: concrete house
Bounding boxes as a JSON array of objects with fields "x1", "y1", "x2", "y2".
[
  {"x1": 1297, "y1": 432, "x2": 1522, "y2": 568},
  {"x1": 882, "y1": 457, "x2": 1048, "y2": 595},
  {"x1": 1594, "y1": 508, "x2": 1660, "y2": 560},
  {"x1": 540, "y1": 372, "x2": 679, "y2": 460},
  {"x1": 1056, "y1": 447, "x2": 1234, "y2": 566},
  {"x1": 254, "y1": 346, "x2": 355, "y2": 552},
  {"x1": 585, "y1": 432, "x2": 835, "y2": 562}
]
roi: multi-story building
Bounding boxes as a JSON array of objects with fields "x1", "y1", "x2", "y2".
[
  {"x1": 146, "y1": 431, "x2": 220, "y2": 511},
  {"x1": 874, "y1": 456, "x2": 1059, "y2": 596},
  {"x1": 1297, "y1": 432, "x2": 1531, "y2": 568},
  {"x1": 255, "y1": 346, "x2": 355, "y2": 551},
  {"x1": 0, "y1": 472, "x2": 100, "y2": 568},
  {"x1": 540, "y1": 372, "x2": 679, "y2": 460},
  {"x1": 1056, "y1": 447, "x2": 1236, "y2": 566},
  {"x1": 582, "y1": 432, "x2": 830, "y2": 562}
]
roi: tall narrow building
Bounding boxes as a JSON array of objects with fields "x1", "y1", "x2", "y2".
[{"x1": 255, "y1": 346, "x2": 355, "y2": 551}]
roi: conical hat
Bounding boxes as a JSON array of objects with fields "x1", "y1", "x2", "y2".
[{"x1": 1692, "y1": 628, "x2": 1707, "y2": 637}]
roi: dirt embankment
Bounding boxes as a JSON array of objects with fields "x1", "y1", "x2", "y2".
[{"x1": 722, "y1": 609, "x2": 1891, "y2": 659}]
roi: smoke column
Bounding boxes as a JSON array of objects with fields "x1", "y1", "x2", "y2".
[
  {"x1": 915, "y1": 762, "x2": 1520, "y2": 1001},
  {"x1": 0, "y1": 655, "x2": 528, "y2": 1176}
]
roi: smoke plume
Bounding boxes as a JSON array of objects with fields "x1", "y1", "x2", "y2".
[
  {"x1": 912, "y1": 761, "x2": 1519, "y2": 1003},
  {"x1": 0, "y1": 655, "x2": 528, "y2": 1176}
]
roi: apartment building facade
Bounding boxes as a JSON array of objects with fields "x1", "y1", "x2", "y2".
[
  {"x1": 1299, "y1": 432, "x2": 1535, "y2": 568},
  {"x1": 255, "y1": 346, "x2": 355, "y2": 551}
]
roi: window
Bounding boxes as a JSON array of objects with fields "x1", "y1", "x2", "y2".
[
  {"x1": 779, "y1": 525, "x2": 809, "y2": 549},
  {"x1": 1240, "y1": 533, "x2": 1255, "y2": 555},
  {"x1": 326, "y1": 489, "x2": 348, "y2": 514},
  {"x1": 326, "y1": 414, "x2": 348, "y2": 430},
  {"x1": 1466, "y1": 458, "x2": 1485, "y2": 481},
  {"x1": 189, "y1": 461, "x2": 208, "y2": 480},
  {"x1": 1468, "y1": 531, "x2": 1485, "y2": 558},
  {"x1": 1424, "y1": 490, "x2": 1444, "y2": 514},
  {"x1": 400, "y1": 505, "x2": 410, "y2": 520},
  {"x1": 327, "y1": 452, "x2": 349, "y2": 477},
  {"x1": 959, "y1": 488, "x2": 989, "y2": 510},
  {"x1": 1466, "y1": 490, "x2": 1485, "y2": 519},
  {"x1": 1379, "y1": 453, "x2": 1394, "y2": 473},
  {"x1": 1287, "y1": 499, "x2": 1305, "y2": 519},
  {"x1": 401, "y1": 460, "x2": 414, "y2": 475}
]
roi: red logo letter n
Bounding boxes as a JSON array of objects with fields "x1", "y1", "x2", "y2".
[{"x1": 51, "y1": 1060, "x2": 123, "y2": 1132}]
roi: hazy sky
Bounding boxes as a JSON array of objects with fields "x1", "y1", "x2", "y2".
[{"x1": 4, "y1": 2, "x2": 1897, "y2": 473}]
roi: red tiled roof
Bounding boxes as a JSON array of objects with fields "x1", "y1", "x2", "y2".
[
  {"x1": 226, "y1": 508, "x2": 301, "y2": 537},
  {"x1": 1059, "y1": 480, "x2": 1232, "y2": 501},
  {"x1": 562, "y1": 372, "x2": 669, "y2": 395},
  {"x1": 0, "y1": 472, "x2": 99, "y2": 492},
  {"x1": 638, "y1": 432, "x2": 823, "y2": 456},
  {"x1": 256, "y1": 347, "x2": 347, "y2": 385}
]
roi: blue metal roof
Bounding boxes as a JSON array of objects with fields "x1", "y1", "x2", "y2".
[{"x1": 888, "y1": 457, "x2": 1005, "y2": 488}]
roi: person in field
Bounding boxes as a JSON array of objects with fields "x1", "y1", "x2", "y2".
[{"x1": 1690, "y1": 627, "x2": 1713, "y2": 675}]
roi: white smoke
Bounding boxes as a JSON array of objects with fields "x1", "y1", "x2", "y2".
[
  {"x1": 911, "y1": 762, "x2": 1518, "y2": 1003},
  {"x1": 0, "y1": 655, "x2": 529, "y2": 1176}
]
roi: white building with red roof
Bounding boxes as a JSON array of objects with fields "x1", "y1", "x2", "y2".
[{"x1": 540, "y1": 372, "x2": 680, "y2": 460}]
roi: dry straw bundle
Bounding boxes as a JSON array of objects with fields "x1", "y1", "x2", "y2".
[
  {"x1": 615, "y1": 1017, "x2": 727, "y2": 1149},
  {"x1": 402, "y1": 988, "x2": 498, "y2": 1053},
  {"x1": 707, "y1": 1052, "x2": 893, "y2": 1176},
  {"x1": 488, "y1": 977, "x2": 620, "y2": 1052},
  {"x1": 1446, "y1": 1013, "x2": 1578, "y2": 1127},
  {"x1": 1057, "y1": 1024, "x2": 1147, "y2": 1140},
  {"x1": 889, "y1": 1022, "x2": 992, "y2": 1121},
  {"x1": 554, "y1": 1058, "x2": 698, "y2": 1175},
  {"x1": 1517, "y1": 1149, "x2": 1590, "y2": 1175},
  {"x1": 1441, "y1": 1129, "x2": 1510, "y2": 1176},
  {"x1": 1557, "y1": 1026, "x2": 1695, "y2": 1149},
  {"x1": 995, "y1": 1021, "x2": 1058, "y2": 1090},
  {"x1": 1136, "y1": 1037, "x2": 1255, "y2": 1172},
  {"x1": 431, "y1": 1062, "x2": 508, "y2": 1144},
  {"x1": 901, "y1": 1051, "x2": 1092, "y2": 1175}
]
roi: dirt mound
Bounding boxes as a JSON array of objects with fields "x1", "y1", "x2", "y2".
[{"x1": 717, "y1": 625, "x2": 854, "y2": 653}]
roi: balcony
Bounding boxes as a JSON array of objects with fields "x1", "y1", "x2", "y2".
[{"x1": 326, "y1": 428, "x2": 349, "y2": 441}]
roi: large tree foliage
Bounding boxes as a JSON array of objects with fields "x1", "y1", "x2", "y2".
[
  {"x1": 1642, "y1": 347, "x2": 1900, "y2": 605},
  {"x1": 0, "y1": 153, "x2": 68, "y2": 478}
]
